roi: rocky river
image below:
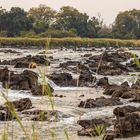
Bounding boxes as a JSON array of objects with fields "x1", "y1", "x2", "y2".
[{"x1": 0, "y1": 46, "x2": 140, "y2": 140}]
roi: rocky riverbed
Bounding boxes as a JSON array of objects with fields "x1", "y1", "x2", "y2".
[{"x1": 0, "y1": 46, "x2": 140, "y2": 140}]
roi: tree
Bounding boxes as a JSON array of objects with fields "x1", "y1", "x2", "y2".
[
  {"x1": 86, "y1": 16, "x2": 103, "y2": 38},
  {"x1": 113, "y1": 9, "x2": 140, "y2": 39},
  {"x1": 53, "y1": 6, "x2": 89, "y2": 37},
  {"x1": 0, "y1": 7, "x2": 32, "y2": 36},
  {"x1": 28, "y1": 4, "x2": 56, "y2": 33}
]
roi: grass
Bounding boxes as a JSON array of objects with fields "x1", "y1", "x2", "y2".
[{"x1": 0, "y1": 37, "x2": 140, "y2": 48}]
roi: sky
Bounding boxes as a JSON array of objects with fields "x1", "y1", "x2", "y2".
[{"x1": 0, "y1": 0, "x2": 140, "y2": 25}]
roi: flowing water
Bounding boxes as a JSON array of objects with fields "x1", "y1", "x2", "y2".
[{"x1": 0, "y1": 47, "x2": 140, "y2": 140}]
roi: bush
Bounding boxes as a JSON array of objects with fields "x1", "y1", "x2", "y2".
[{"x1": 39, "y1": 30, "x2": 77, "y2": 38}]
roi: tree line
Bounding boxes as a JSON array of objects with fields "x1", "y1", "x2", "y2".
[{"x1": 0, "y1": 5, "x2": 140, "y2": 39}]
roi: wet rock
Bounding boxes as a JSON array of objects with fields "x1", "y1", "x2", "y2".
[
  {"x1": 89, "y1": 51, "x2": 132, "y2": 63},
  {"x1": 83, "y1": 53, "x2": 92, "y2": 57},
  {"x1": 0, "y1": 67, "x2": 12, "y2": 82},
  {"x1": 14, "y1": 62, "x2": 37, "y2": 69},
  {"x1": 0, "y1": 49, "x2": 20, "y2": 54},
  {"x1": 77, "y1": 63, "x2": 90, "y2": 71},
  {"x1": 79, "y1": 94, "x2": 85, "y2": 97},
  {"x1": 54, "y1": 94, "x2": 65, "y2": 98},
  {"x1": 22, "y1": 109, "x2": 70, "y2": 121},
  {"x1": 87, "y1": 51, "x2": 139, "y2": 75},
  {"x1": 31, "y1": 84, "x2": 54, "y2": 96},
  {"x1": 103, "y1": 130, "x2": 115, "y2": 140},
  {"x1": 103, "y1": 82, "x2": 129, "y2": 97},
  {"x1": 2, "y1": 70, "x2": 38, "y2": 90},
  {"x1": 96, "y1": 77, "x2": 109, "y2": 87},
  {"x1": 59, "y1": 61, "x2": 80, "y2": 68},
  {"x1": 78, "y1": 97, "x2": 122, "y2": 108},
  {"x1": 78, "y1": 71, "x2": 96, "y2": 87},
  {"x1": 77, "y1": 118, "x2": 109, "y2": 137},
  {"x1": 0, "y1": 106, "x2": 12, "y2": 121},
  {"x1": 78, "y1": 119, "x2": 109, "y2": 129},
  {"x1": 5, "y1": 98, "x2": 32, "y2": 112},
  {"x1": 14, "y1": 62, "x2": 30, "y2": 68},
  {"x1": 113, "y1": 106, "x2": 140, "y2": 117},
  {"x1": 47, "y1": 72, "x2": 73, "y2": 87},
  {"x1": 0, "y1": 55, "x2": 50, "y2": 68},
  {"x1": 114, "y1": 112, "x2": 140, "y2": 137}
]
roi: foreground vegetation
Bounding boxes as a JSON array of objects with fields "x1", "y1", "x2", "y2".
[{"x1": 0, "y1": 37, "x2": 140, "y2": 48}]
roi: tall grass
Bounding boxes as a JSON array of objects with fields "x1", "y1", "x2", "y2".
[{"x1": 0, "y1": 37, "x2": 139, "y2": 48}]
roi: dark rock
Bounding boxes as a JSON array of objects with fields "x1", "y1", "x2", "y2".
[
  {"x1": 22, "y1": 109, "x2": 70, "y2": 121},
  {"x1": 103, "y1": 130, "x2": 115, "y2": 140},
  {"x1": 0, "y1": 106, "x2": 12, "y2": 121},
  {"x1": 0, "y1": 55, "x2": 50, "y2": 68},
  {"x1": 114, "y1": 112, "x2": 140, "y2": 137},
  {"x1": 97, "y1": 77, "x2": 109, "y2": 87},
  {"x1": 31, "y1": 84, "x2": 54, "y2": 96},
  {"x1": 78, "y1": 71, "x2": 96, "y2": 87},
  {"x1": 2, "y1": 70, "x2": 38, "y2": 90},
  {"x1": 5, "y1": 98, "x2": 32, "y2": 112},
  {"x1": 78, "y1": 97, "x2": 122, "y2": 108},
  {"x1": 113, "y1": 106, "x2": 140, "y2": 117},
  {"x1": 47, "y1": 72, "x2": 73, "y2": 87},
  {"x1": 0, "y1": 67, "x2": 12, "y2": 82},
  {"x1": 77, "y1": 118, "x2": 109, "y2": 137}
]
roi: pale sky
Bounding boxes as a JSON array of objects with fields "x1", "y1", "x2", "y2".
[{"x1": 0, "y1": 0, "x2": 140, "y2": 25}]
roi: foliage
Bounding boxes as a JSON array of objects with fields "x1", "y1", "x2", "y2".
[
  {"x1": 39, "y1": 30, "x2": 77, "y2": 38},
  {"x1": 113, "y1": 9, "x2": 140, "y2": 39},
  {"x1": 28, "y1": 4, "x2": 56, "y2": 33},
  {"x1": 0, "y1": 7, "x2": 32, "y2": 36},
  {"x1": 0, "y1": 5, "x2": 140, "y2": 39}
]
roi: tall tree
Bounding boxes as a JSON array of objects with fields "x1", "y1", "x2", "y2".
[
  {"x1": 53, "y1": 6, "x2": 89, "y2": 37},
  {"x1": 0, "y1": 7, "x2": 32, "y2": 36},
  {"x1": 28, "y1": 4, "x2": 56, "y2": 33},
  {"x1": 113, "y1": 9, "x2": 140, "y2": 39}
]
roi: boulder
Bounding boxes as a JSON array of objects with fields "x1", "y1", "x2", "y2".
[
  {"x1": 113, "y1": 106, "x2": 140, "y2": 117},
  {"x1": 0, "y1": 106, "x2": 12, "y2": 121},
  {"x1": 31, "y1": 84, "x2": 54, "y2": 96},
  {"x1": 78, "y1": 97, "x2": 122, "y2": 108},
  {"x1": 114, "y1": 112, "x2": 140, "y2": 137},
  {"x1": 77, "y1": 118, "x2": 109, "y2": 137},
  {"x1": 96, "y1": 77, "x2": 109, "y2": 87},
  {"x1": 22, "y1": 109, "x2": 69, "y2": 121},
  {"x1": 5, "y1": 98, "x2": 32, "y2": 112}
]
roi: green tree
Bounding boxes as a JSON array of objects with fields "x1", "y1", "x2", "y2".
[
  {"x1": 53, "y1": 6, "x2": 89, "y2": 37},
  {"x1": 113, "y1": 9, "x2": 140, "y2": 39},
  {"x1": 0, "y1": 7, "x2": 32, "y2": 36},
  {"x1": 86, "y1": 16, "x2": 103, "y2": 38},
  {"x1": 28, "y1": 4, "x2": 56, "y2": 33}
]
